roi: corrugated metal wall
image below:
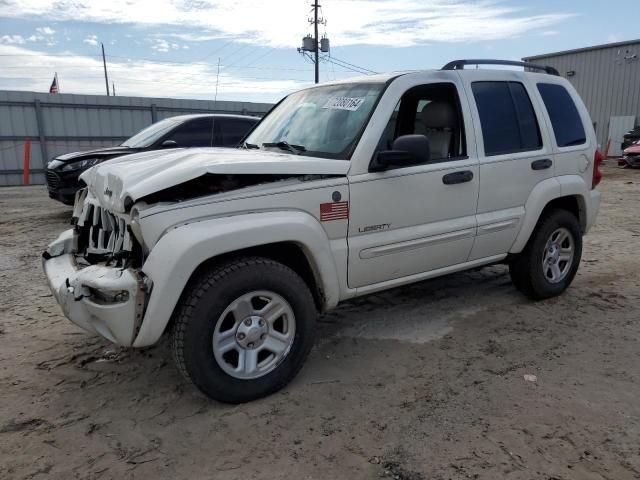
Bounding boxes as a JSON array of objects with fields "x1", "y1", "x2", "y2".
[
  {"x1": 524, "y1": 40, "x2": 640, "y2": 150},
  {"x1": 0, "y1": 90, "x2": 273, "y2": 186}
]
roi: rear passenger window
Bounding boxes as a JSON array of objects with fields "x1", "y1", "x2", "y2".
[
  {"x1": 537, "y1": 83, "x2": 586, "y2": 147},
  {"x1": 472, "y1": 82, "x2": 542, "y2": 156}
]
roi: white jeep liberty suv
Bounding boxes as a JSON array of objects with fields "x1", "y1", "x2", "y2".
[{"x1": 43, "y1": 60, "x2": 603, "y2": 403}]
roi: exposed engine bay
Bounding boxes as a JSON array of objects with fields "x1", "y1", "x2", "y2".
[{"x1": 138, "y1": 173, "x2": 300, "y2": 205}]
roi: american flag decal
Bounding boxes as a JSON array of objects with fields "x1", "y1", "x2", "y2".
[{"x1": 320, "y1": 201, "x2": 349, "y2": 222}]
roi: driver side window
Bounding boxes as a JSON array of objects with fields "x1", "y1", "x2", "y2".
[{"x1": 378, "y1": 83, "x2": 467, "y2": 162}]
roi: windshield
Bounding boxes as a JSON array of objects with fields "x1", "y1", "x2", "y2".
[
  {"x1": 244, "y1": 83, "x2": 384, "y2": 159},
  {"x1": 121, "y1": 117, "x2": 183, "y2": 148}
]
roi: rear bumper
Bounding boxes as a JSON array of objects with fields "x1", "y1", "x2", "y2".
[
  {"x1": 42, "y1": 229, "x2": 148, "y2": 346},
  {"x1": 620, "y1": 155, "x2": 640, "y2": 167},
  {"x1": 585, "y1": 189, "x2": 601, "y2": 233}
]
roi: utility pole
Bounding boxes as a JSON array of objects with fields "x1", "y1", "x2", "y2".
[
  {"x1": 313, "y1": 0, "x2": 319, "y2": 84},
  {"x1": 101, "y1": 42, "x2": 110, "y2": 96},
  {"x1": 298, "y1": 1, "x2": 328, "y2": 83},
  {"x1": 112, "y1": 81, "x2": 116, "y2": 96},
  {"x1": 214, "y1": 57, "x2": 221, "y2": 105}
]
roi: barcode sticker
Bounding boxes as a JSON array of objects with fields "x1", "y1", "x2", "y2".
[{"x1": 322, "y1": 97, "x2": 365, "y2": 111}]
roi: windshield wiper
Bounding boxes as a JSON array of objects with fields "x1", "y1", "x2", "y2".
[
  {"x1": 242, "y1": 142, "x2": 260, "y2": 150},
  {"x1": 262, "y1": 141, "x2": 306, "y2": 155}
]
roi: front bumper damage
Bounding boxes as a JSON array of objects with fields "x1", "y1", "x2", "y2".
[{"x1": 42, "y1": 229, "x2": 149, "y2": 346}]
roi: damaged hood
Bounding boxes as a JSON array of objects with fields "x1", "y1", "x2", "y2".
[{"x1": 80, "y1": 147, "x2": 350, "y2": 212}]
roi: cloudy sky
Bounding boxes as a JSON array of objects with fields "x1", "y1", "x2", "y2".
[{"x1": 0, "y1": 0, "x2": 637, "y2": 103}]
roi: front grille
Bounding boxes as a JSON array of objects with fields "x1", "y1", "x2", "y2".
[
  {"x1": 75, "y1": 194, "x2": 133, "y2": 259},
  {"x1": 46, "y1": 170, "x2": 60, "y2": 190}
]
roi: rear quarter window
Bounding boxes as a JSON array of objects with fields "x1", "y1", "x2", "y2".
[{"x1": 537, "y1": 83, "x2": 586, "y2": 147}]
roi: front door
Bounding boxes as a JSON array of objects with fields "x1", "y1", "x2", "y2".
[{"x1": 347, "y1": 81, "x2": 479, "y2": 288}]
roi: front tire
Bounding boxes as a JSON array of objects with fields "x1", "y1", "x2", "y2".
[
  {"x1": 510, "y1": 209, "x2": 582, "y2": 300},
  {"x1": 171, "y1": 257, "x2": 317, "y2": 403}
]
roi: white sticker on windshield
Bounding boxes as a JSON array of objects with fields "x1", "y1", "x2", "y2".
[{"x1": 323, "y1": 97, "x2": 365, "y2": 111}]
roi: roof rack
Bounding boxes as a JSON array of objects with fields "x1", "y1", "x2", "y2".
[{"x1": 442, "y1": 59, "x2": 559, "y2": 76}]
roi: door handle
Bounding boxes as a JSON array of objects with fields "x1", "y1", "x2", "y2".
[
  {"x1": 442, "y1": 170, "x2": 474, "y2": 185},
  {"x1": 531, "y1": 159, "x2": 552, "y2": 170}
]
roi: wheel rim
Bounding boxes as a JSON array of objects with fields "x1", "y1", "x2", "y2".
[
  {"x1": 212, "y1": 290, "x2": 296, "y2": 380},
  {"x1": 542, "y1": 227, "x2": 575, "y2": 284}
]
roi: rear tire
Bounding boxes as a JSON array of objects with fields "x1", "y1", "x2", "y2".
[
  {"x1": 171, "y1": 256, "x2": 317, "y2": 403},
  {"x1": 509, "y1": 209, "x2": 582, "y2": 300}
]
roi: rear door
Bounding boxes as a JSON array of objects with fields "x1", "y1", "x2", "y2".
[
  {"x1": 534, "y1": 80, "x2": 597, "y2": 185},
  {"x1": 458, "y1": 71, "x2": 555, "y2": 260}
]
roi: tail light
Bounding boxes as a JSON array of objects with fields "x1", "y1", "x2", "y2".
[{"x1": 592, "y1": 149, "x2": 603, "y2": 189}]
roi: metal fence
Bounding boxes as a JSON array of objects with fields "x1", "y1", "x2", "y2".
[{"x1": 0, "y1": 90, "x2": 273, "y2": 186}]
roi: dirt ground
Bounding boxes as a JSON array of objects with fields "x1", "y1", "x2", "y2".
[{"x1": 1, "y1": 163, "x2": 639, "y2": 480}]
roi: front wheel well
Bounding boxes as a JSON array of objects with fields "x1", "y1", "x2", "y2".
[
  {"x1": 540, "y1": 195, "x2": 586, "y2": 232},
  {"x1": 175, "y1": 242, "x2": 325, "y2": 320}
]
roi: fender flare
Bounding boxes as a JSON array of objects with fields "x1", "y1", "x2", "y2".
[
  {"x1": 133, "y1": 211, "x2": 341, "y2": 347},
  {"x1": 509, "y1": 175, "x2": 590, "y2": 253}
]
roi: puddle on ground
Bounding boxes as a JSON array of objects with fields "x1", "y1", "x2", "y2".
[
  {"x1": 337, "y1": 315, "x2": 452, "y2": 343},
  {"x1": 334, "y1": 303, "x2": 488, "y2": 344}
]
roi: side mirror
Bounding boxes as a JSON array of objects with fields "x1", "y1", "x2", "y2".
[
  {"x1": 369, "y1": 134, "x2": 431, "y2": 172},
  {"x1": 161, "y1": 139, "x2": 178, "y2": 148}
]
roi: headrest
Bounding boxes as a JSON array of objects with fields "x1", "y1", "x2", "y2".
[{"x1": 420, "y1": 101, "x2": 457, "y2": 129}]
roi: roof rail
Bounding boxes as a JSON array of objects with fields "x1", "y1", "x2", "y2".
[{"x1": 442, "y1": 59, "x2": 559, "y2": 76}]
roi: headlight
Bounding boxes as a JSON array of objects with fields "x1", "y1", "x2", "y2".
[
  {"x1": 60, "y1": 158, "x2": 100, "y2": 172},
  {"x1": 47, "y1": 159, "x2": 63, "y2": 170}
]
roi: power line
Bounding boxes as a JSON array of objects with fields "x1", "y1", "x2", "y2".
[
  {"x1": 0, "y1": 53, "x2": 102, "y2": 57},
  {"x1": 192, "y1": 38, "x2": 235, "y2": 63},
  {"x1": 0, "y1": 62, "x2": 313, "y2": 74},
  {"x1": 224, "y1": 46, "x2": 275, "y2": 70},
  {"x1": 329, "y1": 55, "x2": 378, "y2": 74},
  {"x1": 0, "y1": 73, "x2": 306, "y2": 91},
  {"x1": 217, "y1": 42, "x2": 252, "y2": 64},
  {"x1": 0, "y1": 70, "x2": 310, "y2": 82},
  {"x1": 1, "y1": 49, "x2": 378, "y2": 75},
  {"x1": 323, "y1": 57, "x2": 373, "y2": 76},
  {"x1": 0, "y1": 52, "x2": 315, "y2": 72}
]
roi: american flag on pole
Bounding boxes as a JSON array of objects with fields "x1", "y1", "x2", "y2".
[
  {"x1": 49, "y1": 73, "x2": 59, "y2": 94},
  {"x1": 320, "y1": 201, "x2": 349, "y2": 222}
]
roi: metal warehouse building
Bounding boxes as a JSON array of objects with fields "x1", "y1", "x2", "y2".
[{"x1": 523, "y1": 39, "x2": 640, "y2": 156}]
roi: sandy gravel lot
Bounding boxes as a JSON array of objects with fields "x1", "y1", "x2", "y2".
[{"x1": 1, "y1": 163, "x2": 639, "y2": 480}]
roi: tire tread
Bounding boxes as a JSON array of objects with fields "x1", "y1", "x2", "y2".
[
  {"x1": 509, "y1": 208, "x2": 582, "y2": 300},
  {"x1": 170, "y1": 256, "x2": 315, "y2": 403}
]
